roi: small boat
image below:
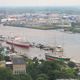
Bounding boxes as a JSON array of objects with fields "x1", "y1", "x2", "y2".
[{"x1": 0, "y1": 35, "x2": 6, "y2": 41}]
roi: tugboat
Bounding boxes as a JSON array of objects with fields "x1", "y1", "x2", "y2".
[
  {"x1": 45, "y1": 29, "x2": 70, "y2": 62},
  {"x1": 45, "y1": 45, "x2": 70, "y2": 62}
]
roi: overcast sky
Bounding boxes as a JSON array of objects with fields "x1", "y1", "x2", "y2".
[{"x1": 0, "y1": 0, "x2": 80, "y2": 7}]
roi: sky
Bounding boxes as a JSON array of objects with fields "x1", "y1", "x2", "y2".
[{"x1": 0, "y1": 0, "x2": 80, "y2": 7}]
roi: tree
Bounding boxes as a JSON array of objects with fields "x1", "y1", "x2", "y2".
[
  {"x1": 13, "y1": 74, "x2": 32, "y2": 80},
  {"x1": 4, "y1": 56, "x2": 11, "y2": 61},
  {"x1": 0, "y1": 67, "x2": 13, "y2": 80},
  {"x1": 36, "y1": 74, "x2": 48, "y2": 80},
  {"x1": 27, "y1": 59, "x2": 77, "y2": 80},
  {"x1": 0, "y1": 54, "x2": 4, "y2": 61},
  {"x1": 58, "y1": 68, "x2": 76, "y2": 79}
]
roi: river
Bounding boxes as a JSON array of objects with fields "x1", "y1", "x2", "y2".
[{"x1": 0, "y1": 25, "x2": 80, "y2": 62}]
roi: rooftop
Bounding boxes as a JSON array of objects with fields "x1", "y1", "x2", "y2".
[{"x1": 11, "y1": 56, "x2": 25, "y2": 65}]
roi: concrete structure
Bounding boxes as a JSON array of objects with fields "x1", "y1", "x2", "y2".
[{"x1": 6, "y1": 62, "x2": 13, "y2": 69}]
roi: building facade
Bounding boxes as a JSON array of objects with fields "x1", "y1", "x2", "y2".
[{"x1": 11, "y1": 56, "x2": 26, "y2": 75}]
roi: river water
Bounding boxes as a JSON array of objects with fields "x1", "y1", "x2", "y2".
[{"x1": 0, "y1": 25, "x2": 80, "y2": 62}]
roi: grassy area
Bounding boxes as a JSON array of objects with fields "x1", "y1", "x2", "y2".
[
  {"x1": 26, "y1": 26, "x2": 57, "y2": 30},
  {"x1": 4, "y1": 23, "x2": 62, "y2": 30}
]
